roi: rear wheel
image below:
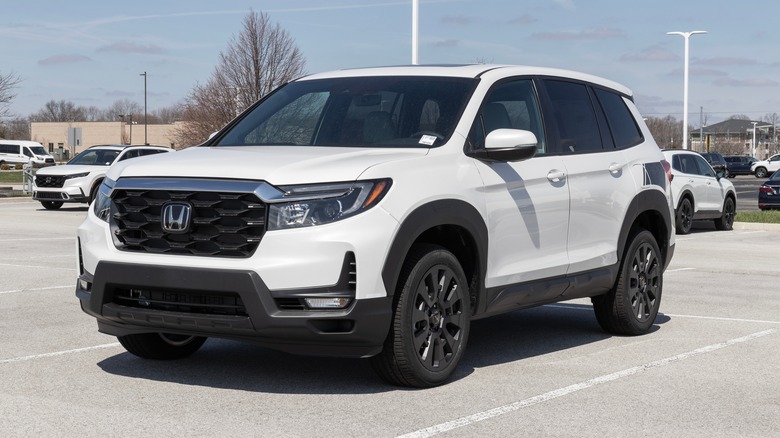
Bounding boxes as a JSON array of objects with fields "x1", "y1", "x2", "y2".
[
  {"x1": 675, "y1": 198, "x2": 693, "y2": 234},
  {"x1": 593, "y1": 228, "x2": 663, "y2": 335},
  {"x1": 40, "y1": 201, "x2": 63, "y2": 210},
  {"x1": 117, "y1": 333, "x2": 207, "y2": 360},
  {"x1": 370, "y1": 244, "x2": 470, "y2": 388},
  {"x1": 714, "y1": 197, "x2": 735, "y2": 231}
]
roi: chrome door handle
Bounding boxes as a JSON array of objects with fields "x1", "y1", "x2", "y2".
[{"x1": 547, "y1": 169, "x2": 566, "y2": 183}]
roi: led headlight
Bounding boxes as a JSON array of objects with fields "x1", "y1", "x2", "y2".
[
  {"x1": 65, "y1": 172, "x2": 90, "y2": 180},
  {"x1": 92, "y1": 178, "x2": 115, "y2": 222},
  {"x1": 267, "y1": 179, "x2": 391, "y2": 230}
]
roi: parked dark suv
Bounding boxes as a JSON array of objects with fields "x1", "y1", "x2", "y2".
[
  {"x1": 699, "y1": 152, "x2": 728, "y2": 177},
  {"x1": 724, "y1": 155, "x2": 757, "y2": 177}
]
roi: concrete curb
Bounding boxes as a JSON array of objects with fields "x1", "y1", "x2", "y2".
[{"x1": 733, "y1": 221, "x2": 780, "y2": 232}]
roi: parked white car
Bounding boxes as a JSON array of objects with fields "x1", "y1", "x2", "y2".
[
  {"x1": 77, "y1": 65, "x2": 676, "y2": 387},
  {"x1": 33, "y1": 144, "x2": 170, "y2": 210},
  {"x1": 662, "y1": 149, "x2": 737, "y2": 234},
  {"x1": 751, "y1": 153, "x2": 780, "y2": 178}
]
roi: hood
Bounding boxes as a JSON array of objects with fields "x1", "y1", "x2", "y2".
[
  {"x1": 107, "y1": 146, "x2": 429, "y2": 185},
  {"x1": 35, "y1": 164, "x2": 106, "y2": 176}
]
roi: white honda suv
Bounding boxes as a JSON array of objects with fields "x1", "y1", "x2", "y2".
[
  {"x1": 661, "y1": 149, "x2": 737, "y2": 234},
  {"x1": 77, "y1": 65, "x2": 676, "y2": 387}
]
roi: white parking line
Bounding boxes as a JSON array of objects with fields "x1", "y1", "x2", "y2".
[
  {"x1": 0, "y1": 285, "x2": 72, "y2": 295},
  {"x1": 666, "y1": 267, "x2": 696, "y2": 273},
  {"x1": 0, "y1": 262, "x2": 75, "y2": 271},
  {"x1": 397, "y1": 328, "x2": 779, "y2": 438},
  {"x1": 0, "y1": 237, "x2": 74, "y2": 242},
  {"x1": 0, "y1": 343, "x2": 121, "y2": 364},
  {"x1": 546, "y1": 304, "x2": 780, "y2": 325}
]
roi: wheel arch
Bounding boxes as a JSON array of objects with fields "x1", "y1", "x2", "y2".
[
  {"x1": 677, "y1": 189, "x2": 694, "y2": 210},
  {"x1": 381, "y1": 199, "x2": 488, "y2": 313},
  {"x1": 618, "y1": 189, "x2": 673, "y2": 271}
]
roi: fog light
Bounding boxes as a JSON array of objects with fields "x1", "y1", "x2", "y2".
[
  {"x1": 304, "y1": 297, "x2": 352, "y2": 309},
  {"x1": 79, "y1": 279, "x2": 92, "y2": 291}
]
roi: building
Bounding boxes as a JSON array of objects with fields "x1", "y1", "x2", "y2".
[
  {"x1": 30, "y1": 121, "x2": 186, "y2": 161},
  {"x1": 691, "y1": 118, "x2": 778, "y2": 158}
]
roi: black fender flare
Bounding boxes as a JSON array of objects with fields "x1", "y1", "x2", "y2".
[
  {"x1": 381, "y1": 199, "x2": 488, "y2": 301},
  {"x1": 617, "y1": 189, "x2": 673, "y2": 268}
]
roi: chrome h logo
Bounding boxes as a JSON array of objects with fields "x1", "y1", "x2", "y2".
[{"x1": 161, "y1": 202, "x2": 192, "y2": 233}]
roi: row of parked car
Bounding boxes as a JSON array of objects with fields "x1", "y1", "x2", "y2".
[{"x1": 700, "y1": 151, "x2": 780, "y2": 178}]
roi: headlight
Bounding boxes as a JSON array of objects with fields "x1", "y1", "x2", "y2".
[
  {"x1": 65, "y1": 172, "x2": 90, "y2": 180},
  {"x1": 267, "y1": 179, "x2": 391, "y2": 230},
  {"x1": 92, "y1": 178, "x2": 115, "y2": 222}
]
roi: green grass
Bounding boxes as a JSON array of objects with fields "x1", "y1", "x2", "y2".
[
  {"x1": 0, "y1": 171, "x2": 24, "y2": 184},
  {"x1": 736, "y1": 210, "x2": 780, "y2": 224}
]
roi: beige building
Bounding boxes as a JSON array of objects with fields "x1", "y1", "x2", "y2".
[{"x1": 31, "y1": 121, "x2": 185, "y2": 161}]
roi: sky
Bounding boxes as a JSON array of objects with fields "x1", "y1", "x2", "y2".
[{"x1": 2, "y1": 0, "x2": 780, "y2": 125}]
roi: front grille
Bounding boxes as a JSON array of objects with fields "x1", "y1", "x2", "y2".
[
  {"x1": 35, "y1": 191, "x2": 65, "y2": 200},
  {"x1": 112, "y1": 188, "x2": 266, "y2": 257},
  {"x1": 45, "y1": 158, "x2": 55, "y2": 164},
  {"x1": 112, "y1": 288, "x2": 247, "y2": 316},
  {"x1": 35, "y1": 175, "x2": 66, "y2": 188}
]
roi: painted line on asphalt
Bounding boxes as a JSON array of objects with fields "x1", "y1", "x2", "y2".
[
  {"x1": 546, "y1": 304, "x2": 780, "y2": 325},
  {"x1": 0, "y1": 343, "x2": 122, "y2": 365},
  {"x1": 0, "y1": 262, "x2": 75, "y2": 271},
  {"x1": 0, "y1": 285, "x2": 72, "y2": 295},
  {"x1": 666, "y1": 267, "x2": 696, "y2": 272},
  {"x1": 0, "y1": 237, "x2": 74, "y2": 242},
  {"x1": 397, "y1": 328, "x2": 779, "y2": 438}
]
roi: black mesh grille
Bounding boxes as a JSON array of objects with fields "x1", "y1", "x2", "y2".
[
  {"x1": 112, "y1": 288, "x2": 247, "y2": 316},
  {"x1": 111, "y1": 188, "x2": 266, "y2": 257},
  {"x1": 35, "y1": 175, "x2": 66, "y2": 188}
]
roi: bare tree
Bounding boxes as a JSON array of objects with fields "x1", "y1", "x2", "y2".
[
  {"x1": 30, "y1": 100, "x2": 86, "y2": 122},
  {"x1": 0, "y1": 117, "x2": 30, "y2": 140},
  {"x1": 106, "y1": 99, "x2": 144, "y2": 121},
  {"x1": 645, "y1": 115, "x2": 684, "y2": 149},
  {"x1": 728, "y1": 114, "x2": 751, "y2": 120},
  {"x1": 1, "y1": 71, "x2": 21, "y2": 119},
  {"x1": 173, "y1": 10, "x2": 306, "y2": 148}
]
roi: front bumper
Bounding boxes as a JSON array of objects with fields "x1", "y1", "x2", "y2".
[
  {"x1": 77, "y1": 261, "x2": 392, "y2": 358},
  {"x1": 33, "y1": 186, "x2": 89, "y2": 203}
]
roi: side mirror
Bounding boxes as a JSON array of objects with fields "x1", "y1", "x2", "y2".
[{"x1": 468, "y1": 129, "x2": 538, "y2": 162}]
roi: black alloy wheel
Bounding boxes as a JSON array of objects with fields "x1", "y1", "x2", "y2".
[
  {"x1": 714, "y1": 197, "x2": 735, "y2": 231},
  {"x1": 676, "y1": 198, "x2": 693, "y2": 234}
]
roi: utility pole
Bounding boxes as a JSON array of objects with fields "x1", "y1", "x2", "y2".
[{"x1": 699, "y1": 106, "x2": 704, "y2": 152}]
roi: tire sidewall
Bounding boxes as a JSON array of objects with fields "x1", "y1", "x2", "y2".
[{"x1": 617, "y1": 230, "x2": 663, "y2": 333}]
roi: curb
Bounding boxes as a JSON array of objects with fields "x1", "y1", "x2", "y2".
[{"x1": 733, "y1": 221, "x2": 780, "y2": 232}]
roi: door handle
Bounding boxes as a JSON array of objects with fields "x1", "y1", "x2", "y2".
[
  {"x1": 608, "y1": 162, "x2": 624, "y2": 174},
  {"x1": 547, "y1": 169, "x2": 566, "y2": 183}
]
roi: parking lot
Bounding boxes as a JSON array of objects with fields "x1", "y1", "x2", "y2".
[{"x1": 1, "y1": 198, "x2": 778, "y2": 437}]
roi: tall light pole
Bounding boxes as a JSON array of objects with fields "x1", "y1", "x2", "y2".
[
  {"x1": 140, "y1": 71, "x2": 148, "y2": 145},
  {"x1": 412, "y1": 0, "x2": 419, "y2": 64},
  {"x1": 667, "y1": 30, "x2": 706, "y2": 150},
  {"x1": 752, "y1": 122, "x2": 758, "y2": 158}
]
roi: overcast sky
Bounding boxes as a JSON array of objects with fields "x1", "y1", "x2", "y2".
[{"x1": 3, "y1": 0, "x2": 779, "y2": 125}]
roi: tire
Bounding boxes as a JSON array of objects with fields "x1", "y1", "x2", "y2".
[
  {"x1": 714, "y1": 197, "x2": 735, "y2": 231},
  {"x1": 88, "y1": 182, "x2": 101, "y2": 204},
  {"x1": 592, "y1": 228, "x2": 663, "y2": 336},
  {"x1": 370, "y1": 244, "x2": 470, "y2": 388},
  {"x1": 755, "y1": 167, "x2": 768, "y2": 178},
  {"x1": 117, "y1": 333, "x2": 207, "y2": 360},
  {"x1": 40, "y1": 201, "x2": 63, "y2": 210},
  {"x1": 675, "y1": 197, "x2": 693, "y2": 235}
]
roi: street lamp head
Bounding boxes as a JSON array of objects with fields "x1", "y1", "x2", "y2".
[{"x1": 667, "y1": 30, "x2": 707, "y2": 37}]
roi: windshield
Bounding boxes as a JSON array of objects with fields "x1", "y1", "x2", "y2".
[
  {"x1": 67, "y1": 149, "x2": 121, "y2": 166},
  {"x1": 215, "y1": 76, "x2": 478, "y2": 148},
  {"x1": 29, "y1": 146, "x2": 48, "y2": 156}
]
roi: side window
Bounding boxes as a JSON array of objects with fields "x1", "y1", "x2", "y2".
[
  {"x1": 694, "y1": 155, "x2": 715, "y2": 177},
  {"x1": 469, "y1": 79, "x2": 546, "y2": 153},
  {"x1": 544, "y1": 80, "x2": 603, "y2": 153},
  {"x1": 117, "y1": 150, "x2": 139, "y2": 162},
  {"x1": 594, "y1": 88, "x2": 643, "y2": 148},
  {"x1": 23, "y1": 147, "x2": 33, "y2": 157}
]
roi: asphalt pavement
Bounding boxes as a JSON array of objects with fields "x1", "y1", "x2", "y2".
[{"x1": 1, "y1": 198, "x2": 778, "y2": 437}]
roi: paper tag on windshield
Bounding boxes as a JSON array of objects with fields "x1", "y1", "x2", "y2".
[{"x1": 419, "y1": 135, "x2": 437, "y2": 146}]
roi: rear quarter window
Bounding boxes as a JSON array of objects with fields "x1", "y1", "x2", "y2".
[{"x1": 594, "y1": 88, "x2": 643, "y2": 149}]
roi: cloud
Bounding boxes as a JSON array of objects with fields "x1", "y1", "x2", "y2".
[
  {"x1": 37, "y1": 54, "x2": 93, "y2": 66},
  {"x1": 96, "y1": 41, "x2": 165, "y2": 55},
  {"x1": 697, "y1": 57, "x2": 758, "y2": 66},
  {"x1": 552, "y1": 0, "x2": 576, "y2": 12},
  {"x1": 508, "y1": 14, "x2": 537, "y2": 25},
  {"x1": 531, "y1": 28, "x2": 624, "y2": 41},
  {"x1": 442, "y1": 15, "x2": 475, "y2": 25},
  {"x1": 668, "y1": 67, "x2": 729, "y2": 77},
  {"x1": 432, "y1": 39, "x2": 459, "y2": 48},
  {"x1": 713, "y1": 78, "x2": 779, "y2": 87},
  {"x1": 620, "y1": 45, "x2": 677, "y2": 62}
]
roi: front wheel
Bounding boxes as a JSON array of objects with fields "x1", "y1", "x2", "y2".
[
  {"x1": 40, "y1": 201, "x2": 63, "y2": 210},
  {"x1": 714, "y1": 197, "x2": 735, "y2": 231},
  {"x1": 370, "y1": 244, "x2": 470, "y2": 388},
  {"x1": 593, "y1": 228, "x2": 663, "y2": 336},
  {"x1": 118, "y1": 333, "x2": 207, "y2": 360},
  {"x1": 675, "y1": 198, "x2": 693, "y2": 235},
  {"x1": 755, "y1": 167, "x2": 768, "y2": 178}
]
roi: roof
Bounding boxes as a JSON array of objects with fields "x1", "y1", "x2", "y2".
[
  {"x1": 699, "y1": 119, "x2": 771, "y2": 134},
  {"x1": 87, "y1": 144, "x2": 169, "y2": 150},
  {"x1": 298, "y1": 64, "x2": 633, "y2": 96}
]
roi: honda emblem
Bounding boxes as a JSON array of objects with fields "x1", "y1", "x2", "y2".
[{"x1": 161, "y1": 202, "x2": 192, "y2": 233}]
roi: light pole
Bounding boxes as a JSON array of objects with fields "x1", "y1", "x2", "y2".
[
  {"x1": 752, "y1": 122, "x2": 758, "y2": 158},
  {"x1": 140, "y1": 71, "x2": 148, "y2": 145},
  {"x1": 667, "y1": 30, "x2": 707, "y2": 150},
  {"x1": 412, "y1": 0, "x2": 419, "y2": 64},
  {"x1": 117, "y1": 114, "x2": 125, "y2": 144}
]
